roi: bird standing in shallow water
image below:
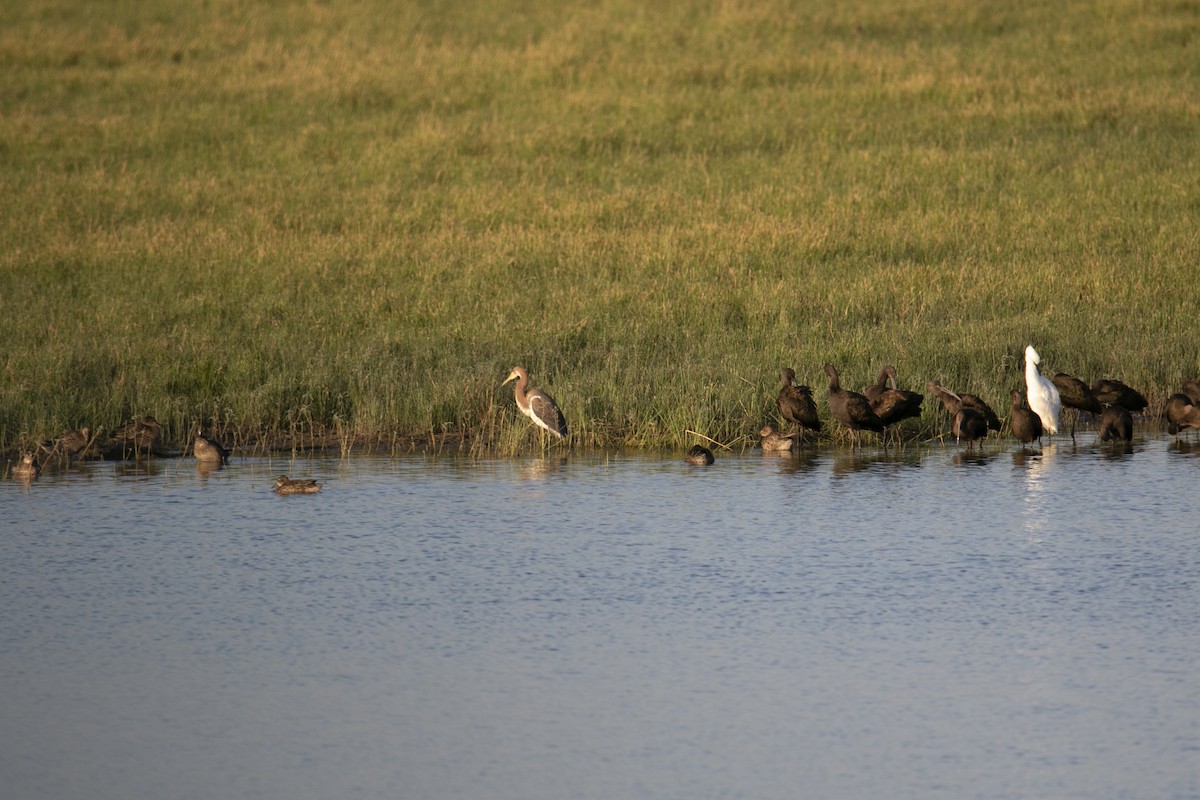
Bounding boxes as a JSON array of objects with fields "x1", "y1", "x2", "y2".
[
  {"x1": 1051, "y1": 372, "x2": 1102, "y2": 438},
  {"x1": 274, "y1": 475, "x2": 321, "y2": 494},
  {"x1": 1008, "y1": 389, "x2": 1044, "y2": 445},
  {"x1": 1098, "y1": 405, "x2": 1133, "y2": 442},
  {"x1": 866, "y1": 365, "x2": 924, "y2": 427},
  {"x1": 777, "y1": 368, "x2": 821, "y2": 438},
  {"x1": 502, "y1": 366, "x2": 568, "y2": 440},
  {"x1": 685, "y1": 445, "x2": 715, "y2": 465},
  {"x1": 1024, "y1": 345, "x2": 1061, "y2": 436},
  {"x1": 1164, "y1": 394, "x2": 1200, "y2": 437},
  {"x1": 927, "y1": 385, "x2": 988, "y2": 448},
  {"x1": 823, "y1": 363, "x2": 886, "y2": 446},
  {"x1": 1051, "y1": 373, "x2": 1102, "y2": 415},
  {"x1": 927, "y1": 381, "x2": 1001, "y2": 434},
  {"x1": 952, "y1": 407, "x2": 989, "y2": 448}
]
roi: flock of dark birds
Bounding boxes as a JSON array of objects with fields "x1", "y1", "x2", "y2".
[
  {"x1": 8, "y1": 348, "x2": 1200, "y2": 479},
  {"x1": 715, "y1": 345, "x2": 1198, "y2": 465}
]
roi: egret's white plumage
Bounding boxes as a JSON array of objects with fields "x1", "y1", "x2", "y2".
[{"x1": 1024, "y1": 345, "x2": 1061, "y2": 435}]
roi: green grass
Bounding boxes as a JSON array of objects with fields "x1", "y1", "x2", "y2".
[{"x1": 2, "y1": 0, "x2": 1198, "y2": 452}]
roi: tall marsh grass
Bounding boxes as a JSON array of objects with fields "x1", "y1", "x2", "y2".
[{"x1": 2, "y1": 0, "x2": 1198, "y2": 451}]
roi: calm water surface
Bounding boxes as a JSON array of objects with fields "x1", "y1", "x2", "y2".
[{"x1": 2, "y1": 435, "x2": 1198, "y2": 800}]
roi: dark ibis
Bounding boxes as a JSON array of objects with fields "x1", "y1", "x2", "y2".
[
  {"x1": 867, "y1": 365, "x2": 924, "y2": 427},
  {"x1": 1165, "y1": 394, "x2": 1200, "y2": 436},
  {"x1": 926, "y1": 381, "x2": 1001, "y2": 432},
  {"x1": 1008, "y1": 389, "x2": 1044, "y2": 445},
  {"x1": 1098, "y1": 405, "x2": 1133, "y2": 442},
  {"x1": 823, "y1": 364, "x2": 886, "y2": 446},
  {"x1": 953, "y1": 407, "x2": 990, "y2": 448},
  {"x1": 1091, "y1": 379, "x2": 1147, "y2": 413},
  {"x1": 777, "y1": 368, "x2": 821, "y2": 436}
]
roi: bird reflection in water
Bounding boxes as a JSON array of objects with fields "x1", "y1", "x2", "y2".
[
  {"x1": 1097, "y1": 441, "x2": 1135, "y2": 461},
  {"x1": 829, "y1": 447, "x2": 916, "y2": 478},
  {"x1": 518, "y1": 455, "x2": 567, "y2": 481},
  {"x1": 195, "y1": 459, "x2": 225, "y2": 479},
  {"x1": 771, "y1": 449, "x2": 819, "y2": 475},
  {"x1": 1169, "y1": 438, "x2": 1196, "y2": 456},
  {"x1": 952, "y1": 448, "x2": 994, "y2": 467}
]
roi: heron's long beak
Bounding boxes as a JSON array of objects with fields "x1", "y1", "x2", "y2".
[{"x1": 501, "y1": 371, "x2": 518, "y2": 385}]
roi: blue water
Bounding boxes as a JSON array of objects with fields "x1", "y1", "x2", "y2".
[{"x1": 2, "y1": 435, "x2": 1198, "y2": 800}]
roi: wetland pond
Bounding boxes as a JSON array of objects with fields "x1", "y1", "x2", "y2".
[{"x1": 2, "y1": 433, "x2": 1199, "y2": 800}]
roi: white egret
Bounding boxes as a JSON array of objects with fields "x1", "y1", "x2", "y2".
[{"x1": 1024, "y1": 345, "x2": 1061, "y2": 435}]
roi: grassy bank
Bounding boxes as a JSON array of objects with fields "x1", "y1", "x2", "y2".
[{"x1": 2, "y1": 0, "x2": 1198, "y2": 453}]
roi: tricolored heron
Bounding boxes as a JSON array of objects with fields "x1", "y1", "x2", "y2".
[{"x1": 502, "y1": 366, "x2": 568, "y2": 440}]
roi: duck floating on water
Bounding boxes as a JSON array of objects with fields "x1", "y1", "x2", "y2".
[{"x1": 274, "y1": 475, "x2": 321, "y2": 495}]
